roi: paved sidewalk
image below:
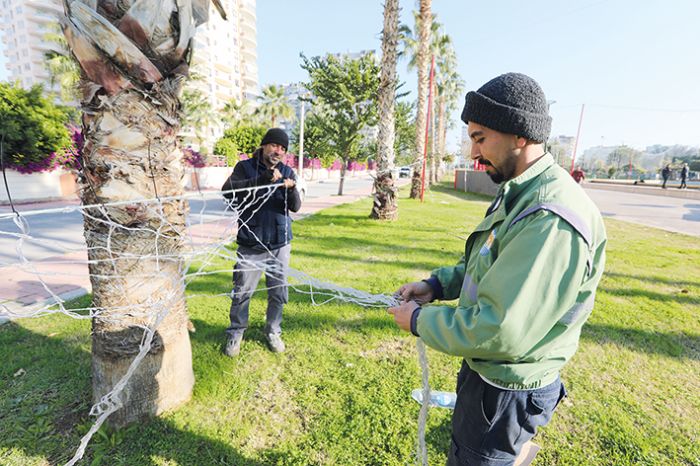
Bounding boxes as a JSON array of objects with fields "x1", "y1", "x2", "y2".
[{"x1": 1, "y1": 179, "x2": 392, "y2": 322}]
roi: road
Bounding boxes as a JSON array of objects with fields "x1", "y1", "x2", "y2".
[
  {"x1": 584, "y1": 186, "x2": 699, "y2": 237},
  {"x1": 0, "y1": 175, "x2": 375, "y2": 265},
  {"x1": 2, "y1": 177, "x2": 698, "y2": 266}
]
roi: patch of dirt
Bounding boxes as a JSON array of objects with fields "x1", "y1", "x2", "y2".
[{"x1": 358, "y1": 337, "x2": 413, "y2": 361}]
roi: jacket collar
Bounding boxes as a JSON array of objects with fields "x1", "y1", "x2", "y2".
[{"x1": 500, "y1": 152, "x2": 555, "y2": 204}]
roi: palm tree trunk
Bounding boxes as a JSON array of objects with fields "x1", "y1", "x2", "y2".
[
  {"x1": 371, "y1": 0, "x2": 399, "y2": 220},
  {"x1": 409, "y1": 0, "x2": 431, "y2": 199},
  {"x1": 83, "y1": 89, "x2": 193, "y2": 428},
  {"x1": 61, "y1": 0, "x2": 224, "y2": 428}
]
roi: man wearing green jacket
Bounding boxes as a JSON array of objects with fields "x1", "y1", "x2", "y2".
[{"x1": 389, "y1": 73, "x2": 606, "y2": 465}]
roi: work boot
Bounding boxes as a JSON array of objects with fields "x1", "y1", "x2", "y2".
[
  {"x1": 266, "y1": 333, "x2": 285, "y2": 353},
  {"x1": 223, "y1": 334, "x2": 243, "y2": 357}
]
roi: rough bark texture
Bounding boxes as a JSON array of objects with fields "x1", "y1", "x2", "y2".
[
  {"x1": 409, "y1": 0, "x2": 431, "y2": 199},
  {"x1": 371, "y1": 0, "x2": 399, "y2": 221},
  {"x1": 61, "y1": 0, "x2": 223, "y2": 428}
]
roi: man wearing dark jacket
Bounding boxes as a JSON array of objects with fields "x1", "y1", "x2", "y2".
[{"x1": 221, "y1": 128, "x2": 302, "y2": 356}]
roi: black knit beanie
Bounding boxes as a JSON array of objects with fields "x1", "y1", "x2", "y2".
[
  {"x1": 260, "y1": 128, "x2": 289, "y2": 151},
  {"x1": 461, "y1": 73, "x2": 552, "y2": 143}
]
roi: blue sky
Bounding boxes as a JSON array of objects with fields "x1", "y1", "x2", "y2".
[
  {"x1": 2, "y1": 1, "x2": 697, "y2": 154},
  {"x1": 257, "y1": 0, "x2": 700, "y2": 153}
]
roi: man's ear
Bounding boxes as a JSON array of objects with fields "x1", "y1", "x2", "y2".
[{"x1": 515, "y1": 136, "x2": 528, "y2": 149}]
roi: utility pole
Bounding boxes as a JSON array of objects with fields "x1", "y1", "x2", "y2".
[
  {"x1": 570, "y1": 104, "x2": 585, "y2": 173},
  {"x1": 298, "y1": 97, "x2": 305, "y2": 180}
]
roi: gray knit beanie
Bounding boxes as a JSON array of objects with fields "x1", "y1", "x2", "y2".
[{"x1": 461, "y1": 73, "x2": 552, "y2": 143}]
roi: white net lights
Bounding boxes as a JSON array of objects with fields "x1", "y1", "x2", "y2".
[{"x1": 0, "y1": 183, "x2": 434, "y2": 465}]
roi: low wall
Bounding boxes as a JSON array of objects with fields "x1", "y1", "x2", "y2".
[
  {"x1": 184, "y1": 167, "x2": 231, "y2": 190},
  {"x1": 454, "y1": 169, "x2": 498, "y2": 197},
  {"x1": 183, "y1": 166, "x2": 368, "y2": 190},
  {"x1": 1, "y1": 169, "x2": 77, "y2": 203}
]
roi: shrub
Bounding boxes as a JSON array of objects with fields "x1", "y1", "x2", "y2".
[{"x1": 0, "y1": 83, "x2": 71, "y2": 173}]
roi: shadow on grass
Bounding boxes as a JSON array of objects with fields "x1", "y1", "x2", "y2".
[
  {"x1": 604, "y1": 271, "x2": 700, "y2": 290},
  {"x1": 189, "y1": 293, "x2": 398, "y2": 346},
  {"x1": 598, "y1": 284, "x2": 699, "y2": 306},
  {"x1": 582, "y1": 322, "x2": 700, "y2": 360},
  {"x1": 0, "y1": 323, "x2": 271, "y2": 465},
  {"x1": 430, "y1": 183, "x2": 494, "y2": 203}
]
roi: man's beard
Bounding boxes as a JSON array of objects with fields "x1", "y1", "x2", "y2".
[
  {"x1": 487, "y1": 171, "x2": 505, "y2": 184},
  {"x1": 482, "y1": 161, "x2": 505, "y2": 184}
]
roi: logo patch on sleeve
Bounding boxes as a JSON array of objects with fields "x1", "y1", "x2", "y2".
[{"x1": 479, "y1": 228, "x2": 497, "y2": 256}]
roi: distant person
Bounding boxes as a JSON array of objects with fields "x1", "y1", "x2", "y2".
[
  {"x1": 221, "y1": 128, "x2": 302, "y2": 356},
  {"x1": 388, "y1": 73, "x2": 607, "y2": 466},
  {"x1": 679, "y1": 163, "x2": 689, "y2": 189},
  {"x1": 661, "y1": 164, "x2": 671, "y2": 189},
  {"x1": 571, "y1": 166, "x2": 585, "y2": 184}
]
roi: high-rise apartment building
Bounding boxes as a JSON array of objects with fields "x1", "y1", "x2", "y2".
[
  {"x1": 0, "y1": 0, "x2": 259, "y2": 149},
  {"x1": 0, "y1": 0, "x2": 63, "y2": 92},
  {"x1": 187, "y1": 0, "x2": 259, "y2": 148},
  {"x1": 191, "y1": 0, "x2": 258, "y2": 107}
]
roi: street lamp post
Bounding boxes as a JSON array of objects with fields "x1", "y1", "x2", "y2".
[{"x1": 298, "y1": 98, "x2": 305, "y2": 180}]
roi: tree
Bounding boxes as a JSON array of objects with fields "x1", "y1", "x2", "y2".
[
  {"x1": 402, "y1": 1, "x2": 431, "y2": 198},
  {"x1": 181, "y1": 88, "x2": 218, "y2": 153},
  {"x1": 432, "y1": 33, "x2": 462, "y2": 184},
  {"x1": 0, "y1": 83, "x2": 72, "y2": 171},
  {"x1": 220, "y1": 97, "x2": 254, "y2": 128},
  {"x1": 60, "y1": 0, "x2": 225, "y2": 429},
  {"x1": 607, "y1": 145, "x2": 640, "y2": 178},
  {"x1": 371, "y1": 0, "x2": 400, "y2": 221},
  {"x1": 44, "y1": 23, "x2": 81, "y2": 105},
  {"x1": 291, "y1": 106, "x2": 335, "y2": 165},
  {"x1": 301, "y1": 53, "x2": 380, "y2": 195},
  {"x1": 394, "y1": 100, "x2": 416, "y2": 166},
  {"x1": 213, "y1": 122, "x2": 267, "y2": 166},
  {"x1": 256, "y1": 84, "x2": 295, "y2": 127}
]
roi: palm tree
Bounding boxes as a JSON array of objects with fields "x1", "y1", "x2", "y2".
[
  {"x1": 256, "y1": 84, "x2": 295, "y2": 127},
  {"x1": 432, "y1": 35, "x2": 463, "y2": 183},
  {"x1": 435, "y1": 69, "x2": 464, "y2": 183},
  {"x1": 371, "y1": 0, "x2": 400, "y2": 220},
  {"x1": 60, "y1": 0, "x2": 225, "y2": 428},
  {"x1": 181, "y1": 88, "x2": 219, "y2": 152},
  {"x1": 401, "y1": 1, "x2": 432, "y2": 198},
  {"x1": 44, "y1": 23, "x2": 80, "y2": 104},
  {"x1": 220, "y1": 97, "x2": 253, "y2": 128},
  {"x1": 401, "y1": 14, "x2": 460, "y2": 188}
]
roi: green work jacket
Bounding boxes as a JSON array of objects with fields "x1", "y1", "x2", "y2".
[{"x1": 417, "y1": 153, "x2": 607, "y2": 389}]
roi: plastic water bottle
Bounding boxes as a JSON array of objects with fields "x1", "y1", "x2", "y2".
[{"x1": 411, "y1": 389, "x2": 457, "y2": 409}]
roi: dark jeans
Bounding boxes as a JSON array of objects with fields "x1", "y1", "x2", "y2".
[
  {"x1": 447, "y1": 361, "x2": 567, "y2": 466},
  {"x1": 226, "y1": 244, "x2": 290, "y2": 337}
]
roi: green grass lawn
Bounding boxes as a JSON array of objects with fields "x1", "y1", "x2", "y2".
[{"x1": 1, "y1": 184, "x2": 698, "y2": 465}]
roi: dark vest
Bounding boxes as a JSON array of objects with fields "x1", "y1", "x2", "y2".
[{"x1": 236, "y1": 157, "x2": 294, "y2": 251}]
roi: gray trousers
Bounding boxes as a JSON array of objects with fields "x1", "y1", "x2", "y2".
[{"x1": 226, "y1": 244, "x2": 291, "y2": 337}]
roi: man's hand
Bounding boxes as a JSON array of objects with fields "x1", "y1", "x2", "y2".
[
  {"x1": 271, "y1": 168, "x2": 283, "y2": 182},
  {"x1": 395, "y1": 281, "x2": 434, "y2": 305},
  {"x1": 282, "y1": 178, "x2": 296, "y2": 189},
  {"x1": 388, "y1": 300, "x2": 420, "y2": 333}
]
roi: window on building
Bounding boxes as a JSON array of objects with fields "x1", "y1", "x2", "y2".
[{"x1": 23, "y1": 63, "x2": 30, "y2": 70}]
